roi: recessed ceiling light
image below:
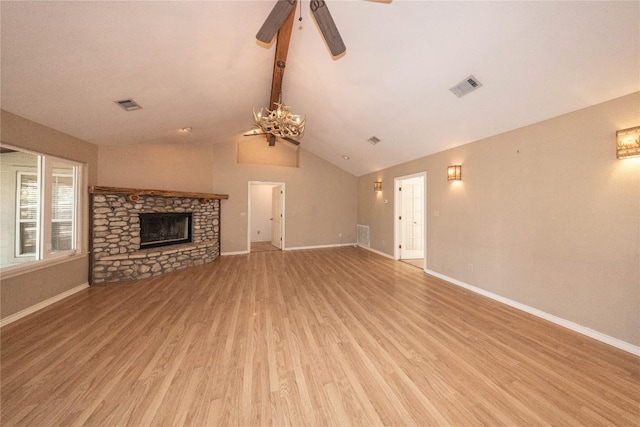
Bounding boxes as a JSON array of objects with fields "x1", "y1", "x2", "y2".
[
  {"x1": 342, "y1": 155, "x2": 350, "y2": 160},
  {"x1": 179, "y1": 127, "x2": 192, "y2": 133},
  {"x1": 368, "y1": 136, "x2": 381, "y2": 145}
]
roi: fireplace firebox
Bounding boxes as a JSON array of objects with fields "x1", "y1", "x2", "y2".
[{"x1": 139, "y1": 212, "x2": 192, "y2": 249}]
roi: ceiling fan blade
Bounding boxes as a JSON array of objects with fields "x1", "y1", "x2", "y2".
[
  {"x1": 243, "y1": 129, "x2": 267, "y2": 137},
  {"x1": 245, "y1": 130, "x2": 299, "y2": 146},
  {"x1": 310, "y1": 1, "x2": 346, "y2": 56},
  {"x1": 256, "y1": 0, "x2": 297, "y2": 43},
  {"x1": 282, "y1": 136, "x2": 301, "y2": 146}
]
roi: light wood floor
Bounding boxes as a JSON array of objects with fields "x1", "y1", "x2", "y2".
[
  {"x1": 1, "y1": 247, "x2": 638, "y2": 426},
  {"x1": 251, "y1": 241, "x2": 280, "y2": 253},
  {"x1": 401, "y1": 258, "x2": 424, "y2": 269}
]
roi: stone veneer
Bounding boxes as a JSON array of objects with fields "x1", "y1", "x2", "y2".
[{"x1": 90, "y1": 193, "x2": 221, "y2": 284}]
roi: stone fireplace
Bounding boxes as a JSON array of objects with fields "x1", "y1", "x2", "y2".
[{"x1": 89, "y1": 186, "x2": 228, "y2": 284}]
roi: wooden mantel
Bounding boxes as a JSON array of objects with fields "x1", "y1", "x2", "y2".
[{"x1": 89, "y1": 186, "x2": 229, "y2": 201}]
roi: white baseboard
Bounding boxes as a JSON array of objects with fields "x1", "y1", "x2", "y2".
[
  {"x1": 0, "y1": 283, "x2": 90, "y2": 328},
  {"x1": 425, "y1": 269, "x2": 640, "y2": 356},
  {"x1": 356, "y1": 244, "x2": 395, "y2": 260},
  {"x1": 222, "y1": 243, "x2": 355, "y2": 256},
  {"x1": 284, "y1": 243, "x2": 356, "y2": 251},
  {"x1": 221, "y1": 250, "x2": 250, "y2": 256}
]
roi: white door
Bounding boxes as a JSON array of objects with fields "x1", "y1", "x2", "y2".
[
  {"x1": 271, "y1": 186, "x2": 282, "y2": 249},
  {"x1": 396, "y1": 174, "x2": 425, "y2": 260}
]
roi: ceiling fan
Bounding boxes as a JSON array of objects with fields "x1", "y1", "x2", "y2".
[
  {"x1": 249, "y1": 0, "x2": 389, "y2": 147},
  {"x1": 257, "y1": 0, "x2": 391, "y2": 56},
  {"x1": 257, "y1": 0, "x2": 345, "y2": 56},
  {"x1": 243, "y1": 128, "x2": 300, "y2": 147}
]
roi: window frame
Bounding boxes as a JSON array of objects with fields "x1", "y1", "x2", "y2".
[
  {"x1": 1, "y1": 144, "x2": 84, "y2": 272},
  {"x1": 44, "y1": 163, "x2": 79, "y2": 257},
  {"x1": 15, "y1": 170, "x2": 40, "y2": 258},
  {"x1": 50, "y1": 171, "x2": 76, "y2": 254}
]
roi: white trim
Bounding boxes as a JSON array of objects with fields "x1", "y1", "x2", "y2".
[
  {"x1": 3, "y1": 146, "x2": 83, "y2": 269},
  {"x1": 284, "y1": 243, "x2": 355, "y2": 251},
  {"x1": 356, "y1": 244, "x2": 395, "y2": 260},
  {"x1": 425, "y1": 269, "x2": 640, "y2": 356},
  {"x1": 221, "y1": 250, "x2": 250, "y2": 256},
  {"x1": 248, "y1": 181, "x2": 285, "y2": 252},
  {"x1": 15, "y1": 171, "x2": 38, "y2": 258},
  {"x1": 394, "y1": 172, "x2": 427, "y2": 262},
  {"x1": 224, "y1": 243, "x2": 355, "y2": 255},
  {"x1": 0, "y1": 283, "x2": 90, "y2": 328}
]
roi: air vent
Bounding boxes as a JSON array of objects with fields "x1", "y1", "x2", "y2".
[
  {"x1": 368, "y1": 136, "x2": 381, "y2": 145},
  {"x1": 115, "y1": 99, "x2": 142, "y2": 111},
  {"x1": 449, "y1": 75, "x2": 483, "y2": 98},
  {"x1": 357, "y1": 224, "x2": 370, "y2": 248}
]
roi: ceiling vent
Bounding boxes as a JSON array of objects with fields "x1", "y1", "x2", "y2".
[
  {"x1": 115, "y1": 99, "x2": 142, "y2": 111},
  {"x1": 449, "y1": 75, "x2": 482, "y2": 98},
  {"x1": 368, "y1": 136, "x2": 381, "y2": 145}
]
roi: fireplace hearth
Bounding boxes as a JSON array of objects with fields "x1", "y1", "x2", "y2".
[{"x1": 140, "y1": 212, "x2": 192, "y2": 249}]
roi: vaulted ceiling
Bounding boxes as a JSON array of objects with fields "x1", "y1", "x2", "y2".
[{"x1": 2, "y1": 1, "x2": 638, "y2": 176}]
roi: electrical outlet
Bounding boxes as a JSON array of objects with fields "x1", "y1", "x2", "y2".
[
  {"x1": 257, "y1": 230, "x2": 260, "y2": 235},
  {"x1": 339, "y1": 232, "x2": 342, "y2": 238},
  {"x1": 468, "y1": 263, "x2": 474, "y2": 272}
]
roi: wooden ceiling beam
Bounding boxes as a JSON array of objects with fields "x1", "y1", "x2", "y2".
[{"x1": 269, "y1": 0, "x2": 297, "y2": 109}]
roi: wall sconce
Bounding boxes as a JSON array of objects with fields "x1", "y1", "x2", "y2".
[
  {"x1": 447, "y1": 165, "x2": 462, "y2": 181},
  {"x1": 616, "y1": 126, "x2": 640, "y2": 159},
  {"x1": 374, "y1": 181, "x2": 382, "y2": 192}
]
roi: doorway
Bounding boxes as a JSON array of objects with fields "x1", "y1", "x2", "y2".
[
  {"x1": 394, "y1": 173, "x2": 426, "y2": 269},
  {"x1": 248, "y1": 181, "x2": 285, "y2": 253}
]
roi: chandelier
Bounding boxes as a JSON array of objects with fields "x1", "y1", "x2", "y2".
[{"x1": 253, "y1": 101, "x2": 305, "y2": 138}]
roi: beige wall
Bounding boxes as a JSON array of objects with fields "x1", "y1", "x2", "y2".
[
  {"x1": 358, "y1": 92, "x2": 640, "y2": 346},
  {"x1": 97, "y1": 139, "x2": 357, "y2": 253},
  {"x1": 211, "y1": 141, "x2": 357, "y2": 253},
  {"x1": 237, "y1": 138, "x2": 299, "y2": 168},
  {"x1": 0, "y1": 110, "x2": 99, "y2": 319},
  {"x1": 98, "y1": 144, "x2": 215, "y2": 193}
]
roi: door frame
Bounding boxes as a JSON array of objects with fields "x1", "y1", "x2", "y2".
[
  {"x1": 247, "y1": 181, "x2": 286, "y2": 251},
  {"x1": 394, "y1": 172, "x2": 427, "y2": 268}
]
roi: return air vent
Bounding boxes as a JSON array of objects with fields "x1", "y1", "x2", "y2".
[
  {"x1": 368, "y1": 136, "x2": 381, "y2": 145},
  {"x1": 449, "y1": 75, "x2": 483, "y2": 98},
  {"x1": 115, "y1": 99, "x2": 142, "y2": 111},
  {"x1": 357, "y1": 224, "x2": 370, "y2": 247}
]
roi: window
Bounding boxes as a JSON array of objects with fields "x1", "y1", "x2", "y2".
[
  {"x1": 51, "y1": 168, "x2": 76, "y2": 253},
  {"x1": 1, "y1": 145, "x2": 82, "y2": 270},
  {"x1": 16, "y1": 172, "x2": 39, "y2": 256}
]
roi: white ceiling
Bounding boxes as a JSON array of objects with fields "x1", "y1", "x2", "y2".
[{"x1": 2, "y1": 1, "x2": 638, "y2": 176}]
